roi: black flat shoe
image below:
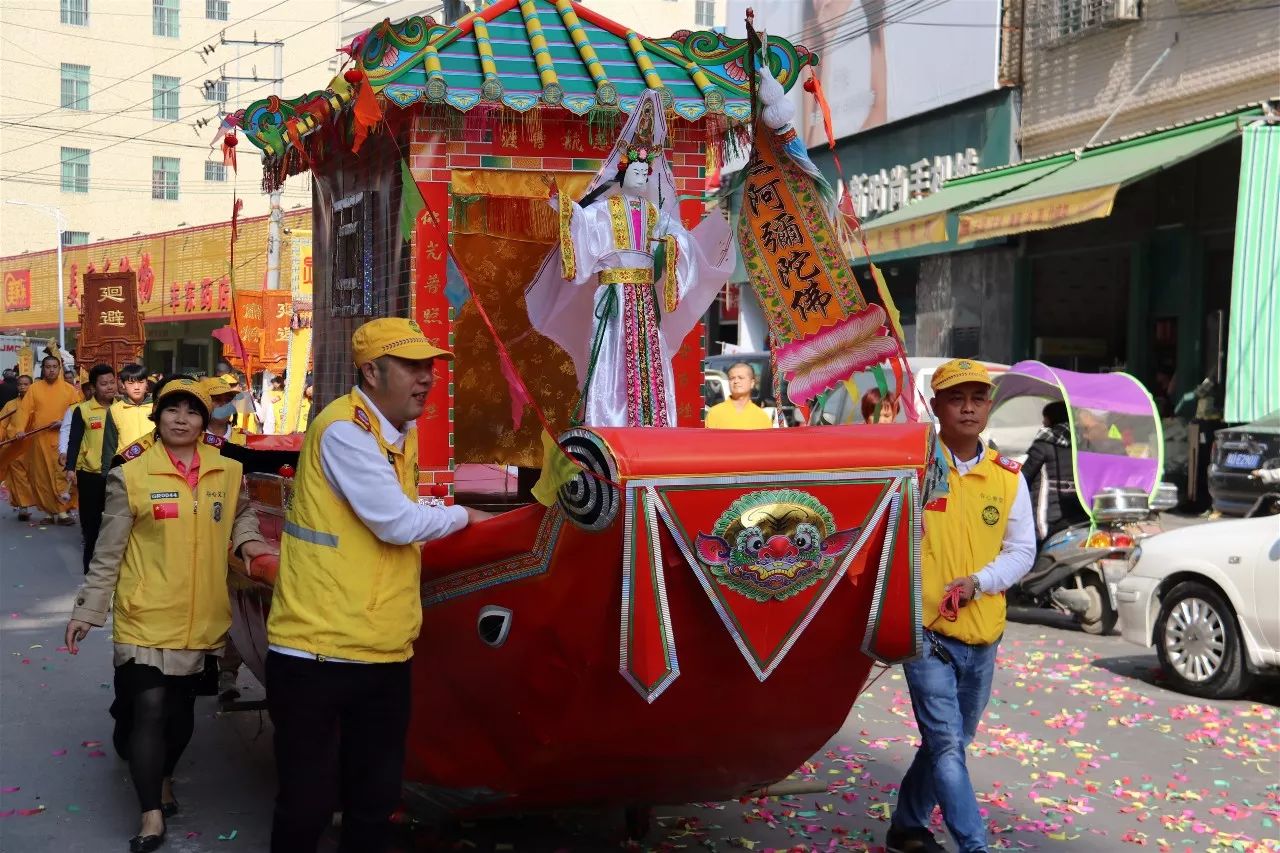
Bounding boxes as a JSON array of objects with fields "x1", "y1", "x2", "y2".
[
  {"x1": 128, "y1": 830, "x2": 165, "y2": 852},
  {"x1": 161, "y1": 799, "x2": 179, "y2": 818}
]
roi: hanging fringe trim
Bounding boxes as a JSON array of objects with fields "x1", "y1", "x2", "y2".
[
  {"x1": 586, "y1": 106, "x2": 619, "y2": 148},
  {"x1": 559, "y1": 189, "x2": 576, "y2": 278},
  {"x1": 663, "y1": 234, "x2": 678, "y2": 313}
]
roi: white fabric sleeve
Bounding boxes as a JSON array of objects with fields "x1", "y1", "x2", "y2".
[
  {"x1": 58, "y1": 407, "x2": 74, "y2": 455},
  {"x1": 318, "y1": 420, "x2": 468, "y2": 546},
  {"x1": 974, "y1": 474, "x2": 1037, "y2": 594}
]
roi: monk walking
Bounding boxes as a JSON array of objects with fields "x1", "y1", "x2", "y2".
[
  {"x1": 1, "y1": 375, "x2": 35, "y2": 521},
  {"x1": 15, "y1": 355, "x2": 81, "y2": 525}
]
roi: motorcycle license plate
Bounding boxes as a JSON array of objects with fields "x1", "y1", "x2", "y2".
[{"x1": 1224, "y1": 452, "x2": 1260, "y2": 469}]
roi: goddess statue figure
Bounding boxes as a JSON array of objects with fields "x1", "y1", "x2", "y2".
[{"x1": 525, "y1": 92, "x2": 736, "y2": 428}]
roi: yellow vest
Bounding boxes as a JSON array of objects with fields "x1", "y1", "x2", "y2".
[
  {"x1": 110, "y1": 400, "x2": 154, "y2": 448},
  {"x1": 112, "y1": 438, "x2": 244, "y2": 650},
  {"x1": 922, "y1": 447, "x2": 1021, "y2": 645},
  {"x1": 705, "y1": 399, "x2": 772, "y2": 429},
  {"x1": 267, "y1": 390, "x2": 422, "y2": 662},
  {"x1": 73, "y1": 399, "x2": 110, "y2": 474}
]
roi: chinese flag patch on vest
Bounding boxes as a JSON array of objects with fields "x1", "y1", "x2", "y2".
[
  {"x1": 90, "y1": 421, "x2": 103, "y2": 430},
  {"x1": 152, "y1": 502, "x2": 180, "y2": 520}
]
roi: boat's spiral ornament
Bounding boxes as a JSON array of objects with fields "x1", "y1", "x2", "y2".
[{"x1": 556, "y1": 429, "x2": 619, "y2": 532}]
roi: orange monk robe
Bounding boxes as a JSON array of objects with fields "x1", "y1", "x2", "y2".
[
  {"x1": 14, "y1": 378, "x2": 80, "y2": 515},
  {"x1": 0, "y1": 397, "x2": 35, "y2": 509}
]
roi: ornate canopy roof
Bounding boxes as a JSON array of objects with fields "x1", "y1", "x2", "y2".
[{"x1": 239, "y1": 0, "x2": 816, "y2": 157}]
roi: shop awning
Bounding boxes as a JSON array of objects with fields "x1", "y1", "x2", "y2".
[
  {"x1": 956, "y1": 114, "x2": 1248, "y2": 243},
  {"x1": 857, "y1": 156, "x2": 1073, "y2": 255},
  {"x1": 1225, "y1": 122, "x2": 1280, "y2": 423}
]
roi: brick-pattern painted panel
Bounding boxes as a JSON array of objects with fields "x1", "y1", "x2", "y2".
[{"x1": 1021, "y1": 0, "x2": 1279, "y2": 156}]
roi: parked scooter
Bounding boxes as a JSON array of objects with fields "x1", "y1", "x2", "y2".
[
  {"x1": 990, "y1": 361, "x2": 1173, "y2": 634},
  {"x1": 1009, "y1": 484, "x2": 1177, "y2": 634}
]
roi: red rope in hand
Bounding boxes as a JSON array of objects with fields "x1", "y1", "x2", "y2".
[{"x1": 938, "y1": 584, "x2": 964, "y2": 622}]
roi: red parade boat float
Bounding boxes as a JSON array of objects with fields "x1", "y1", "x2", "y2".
[{"x1": 224, "y1": 1, "x2": 933, "y2": 820}]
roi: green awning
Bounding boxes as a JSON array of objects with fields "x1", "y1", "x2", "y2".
[
  {"x1": 957, "y1": 113, "x2": 1251, "y2": 242},
  {"x1": 858, "y1": 155, "x2": 1073, "y2": 255},
  {"x1": 1226, "y1": 122, "x2": 1280, "y2": 423}
]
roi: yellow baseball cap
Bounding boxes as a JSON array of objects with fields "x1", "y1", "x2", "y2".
[
  {"x1": 351, "y1": 317, "x2": 452, "y2": 367},
  {"x1": 154, "y1": 378, "x2": 212, "y2": 418},
  {"x1": 219, "y1": 373, "x2": 239, "y2": 386},
  {"x1": 930, "y1": 358, "x2": 993, "y2": 392},
  {"x1": 200, "y1": 377, "x2": 236, "y2": 399}
]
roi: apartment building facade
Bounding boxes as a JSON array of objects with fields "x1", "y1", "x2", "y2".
[
  {"x1": 1018, "y1": 0, "x2": 1279, "y2": 157},
  {"x1": 0, "y1": 0, "x2": 363, "y2": 256}
]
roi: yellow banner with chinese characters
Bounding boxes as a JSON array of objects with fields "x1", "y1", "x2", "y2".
[
  {"x1": 0, "y1": 209, "x2": 311, "y2": 330},
  {"x1": 957, "y1": 184, "x2": 1120, "y2": 243},
  {"x1": 281, "y1": 235, "x2": 313, "y2": 433},
  {"x1": 860, "y1": 213, "x2": 948, "y2": 256}
]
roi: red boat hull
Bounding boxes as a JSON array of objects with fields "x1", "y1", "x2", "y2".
[{"x1": 230, "y1": 425, "x2": 931, "y2": 815}]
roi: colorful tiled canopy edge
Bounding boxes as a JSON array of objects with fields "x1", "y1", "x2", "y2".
[{"x1": 239, "y1": 0, "x2": 815, "y2": 156}]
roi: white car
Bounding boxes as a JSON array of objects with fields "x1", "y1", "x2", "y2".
[{"x1": 1116, "y1": 516, "x2": 1280, "y2": 698}]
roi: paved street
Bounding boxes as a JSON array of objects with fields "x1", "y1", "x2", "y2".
[{"x1": 2, "y1": 517, "x2": 1277, "y2": 852}]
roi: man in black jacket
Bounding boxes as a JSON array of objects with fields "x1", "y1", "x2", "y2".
[
  {"x1": 0, "y1": 369, "x2": 18, "y2": 409},
  {"x1": 1022, "y1": 402, "x2": 1089, "y2": 543}
]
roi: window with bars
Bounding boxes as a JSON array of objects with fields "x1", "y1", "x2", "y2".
[
  {"x1": 60, "y1": 63, "x2": 90, "y2": 111},
  {"x1": 152, "y1": 74, "x2": 180, "y2": 120},
  {"x1": 1039, "y1": 0, "x2": 1141, "y2": 45},
  {"x1": 62, "y1": 231, "x2": 90, "y2": 246},
  {"x1": 61, "y1": 147, "x2": 89, "y2": 193},
  {"x1": 695, "y1": 0, "x2": 715, "y2": 27},
  {"x1": 204, "y1": 79, "x2": 228, "y2": 102},
  {"x1": 153, "y1": 0, "x2": 179, "y2": 37},
  {"x1": 152, "y1": 156, "x2": 180, "y2": 200},
  {"x1": 204, "y1": 160, "x2": 227, "y2": 182},
  {"x1": 60, "y1": 0, "x2": 88, "y2": 25},
  {"x1": 205, "y1": 0, "x2": 228, "y2": 20}
]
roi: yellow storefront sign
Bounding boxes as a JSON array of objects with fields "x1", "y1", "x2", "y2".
[
  {"x1": 957, "y1": 184, "x2": 1120, "y2": 244},
  {"x1": 0, "y1": 210, "x2": 311, "y2": 330},
  {"x1": 859, "y1": 213, "x2": 948, "y2": 256}
]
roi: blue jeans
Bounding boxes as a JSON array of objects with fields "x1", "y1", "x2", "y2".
[{"x1": 891, "y1": 629, "x2": 998, "y2": 853}]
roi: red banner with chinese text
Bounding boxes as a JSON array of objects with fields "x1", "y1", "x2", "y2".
[{"x1": 260, "y1": 291, "x2": 292, "y2": 367}]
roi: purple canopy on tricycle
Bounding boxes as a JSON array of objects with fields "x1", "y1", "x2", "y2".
[{"x1": 993, "y1": 361, "x2": 1163, "y2": 517}]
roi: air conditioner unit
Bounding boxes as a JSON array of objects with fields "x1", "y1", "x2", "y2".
[{"x1": 1103, "y1": 0, "x2": 1142, "y2": 25}]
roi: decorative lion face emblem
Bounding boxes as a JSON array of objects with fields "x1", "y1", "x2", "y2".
[{"x1": 694, "y1": 489, "x2": 861, "y2": 602}]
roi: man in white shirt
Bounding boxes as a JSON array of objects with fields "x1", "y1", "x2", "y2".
[{"x1": 265, "y1": 318, "x2": 490, "y2": 853}]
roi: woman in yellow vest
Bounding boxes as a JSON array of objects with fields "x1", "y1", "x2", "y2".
[{"x1": 63, "y1": 377, "x2": 276, "y2": 853}]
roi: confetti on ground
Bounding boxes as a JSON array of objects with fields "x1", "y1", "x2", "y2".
[
  {"x1": 646, "y1": 631, "x2": 1279, "y2": 853},
  {"x1": 218, "y1": 829, "x2": 238, "y2": 841}
]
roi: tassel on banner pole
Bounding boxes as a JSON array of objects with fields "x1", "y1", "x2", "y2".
[{"x1": 222, "y1": 131, "x2": 238, "y2": 174}]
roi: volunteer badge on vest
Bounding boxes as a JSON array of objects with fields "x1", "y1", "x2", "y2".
[
  {"x1": 212, "y1": 501, "x2": 223, "y2": 522},
  {"x1": 982, "y1": 505, "x2": 1000, "y2": 526}
]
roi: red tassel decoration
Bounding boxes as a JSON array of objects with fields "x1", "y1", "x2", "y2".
[
  {"x1": 222, "y1": 132, "x2": 239, "y2": 174},
  {"x1": 804, "y1": 71, "x2": 836, "y2": 150},
  {"x1": 230, "y1": 197, "x2": 245, "y2": 243},
  {"x1": 350, "y1": 69, "x2": 382, "y2": 155}
]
